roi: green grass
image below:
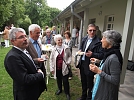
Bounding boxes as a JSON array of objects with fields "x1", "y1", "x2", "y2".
[{"x1": 0, "y1": 47, "x2": 82, "y2": 100}]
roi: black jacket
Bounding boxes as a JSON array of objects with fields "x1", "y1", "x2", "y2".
[
  {"x1": 77, "y1": 35, "x2": 104, "y2": 75},
  {"x1": 4, "y1": 47, "x2": 46, "y2": 100}
]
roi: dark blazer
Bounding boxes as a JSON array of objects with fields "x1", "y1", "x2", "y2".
[
  {"x1": 26, "y1": 40, "x2": 46, "y2": 75},
  {"x1": 4, "y1": 47, "x2": 46, "y2": 100},
  {"x1": 77, "y1": 35, "x2": 104, "y2": 75}
]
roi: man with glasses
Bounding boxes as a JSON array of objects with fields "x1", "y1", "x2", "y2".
[
  {"x1": 4, "y1": 28, "x2": 46, "y2": 100},
  {"x1": 76, "y1": 24, "x2": 104, "y2": 100}
]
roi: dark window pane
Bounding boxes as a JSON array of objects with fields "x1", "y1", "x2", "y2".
[
  {"x1": 108, "y1": 24, "x2": 111, "y2": 28},
  {"x1": 108, "y1": 17, "x2": 112, "y2": 21}
]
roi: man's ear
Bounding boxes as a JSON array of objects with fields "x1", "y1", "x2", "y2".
[
  {"x1": 30, "y1": 31, "x2": 32, "y2": 35},
  {"x1": 11, "y1": 40, "x2": 14, "y2": 44}
]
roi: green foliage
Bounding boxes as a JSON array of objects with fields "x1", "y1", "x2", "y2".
[
  {"x1": 9, "y1": 0, "x2": 25, "y2": 26},
  {"x1": 0, "y1": 47, "x2": 81, "y2": 100},
  {"x1": 18, "y1": 15, "x2": 31, "y2": 34},
  {"x1": 0, "y1": 0, "x2": 61, "y2": 30},
  {"x1": 25, "y1": 0, "x2": 61, "y2": 27},
  {"x1": 0, "y1": 0, "x2": 12, "y2": 27}
]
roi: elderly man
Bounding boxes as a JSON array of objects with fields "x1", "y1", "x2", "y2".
[
  {"x1": 4, "y1": 28, "x2": 46, "y2": 100},
  {"x1": 26, "y1": 24, "x2": 47, "y2": 75}
]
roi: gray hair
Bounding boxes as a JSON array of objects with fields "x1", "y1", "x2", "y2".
[
  {"x1": 28, "y1": 24, "x2": 41, "y2": 34},
  {"x1": 102, "y1": 30, "x2": 122, "y2": 46},
  {"x1": 54, "y1": 34, "x2": 63, "y2": 42},
  {"x1": 9, "y1": 28, "x2": 26, "y2": 40}
]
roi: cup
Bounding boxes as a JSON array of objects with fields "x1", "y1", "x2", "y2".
[
  {"x1": 41, "y1": 55, "x2": 47, "y2": 61},
  {"x1": 90, "y1": 60, "x2": 96, "y2": 65}
]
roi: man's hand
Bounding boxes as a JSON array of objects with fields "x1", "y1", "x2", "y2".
[
  {"x1": 38, "y1": 69, "x2": 44, "y2": 77},
  {"x1": 37, "y1": 58, "x2": 44, "y2": 62},
  {"x1": 86, "y1": 50, "x2": 92, "y2": 57}
]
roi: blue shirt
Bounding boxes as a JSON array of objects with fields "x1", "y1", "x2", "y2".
[
  {"x1": 30, "y1": 38, "x2": 41, "y2": 58},
  {"x1": 82, "y1": 38, "x2": 93, "y2": 60}
]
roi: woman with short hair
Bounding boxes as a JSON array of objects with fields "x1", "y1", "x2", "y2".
[
  {"x1": 90, "y1": 30, "x2": 123, "y2": 100},
  {"x1": 50, "y1": 34, "x2": 71, "y2": 100}
]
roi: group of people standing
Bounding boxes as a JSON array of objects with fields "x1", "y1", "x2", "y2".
[
  {"x1": 76, "y1": 24, "x2": 122, "y2": 100},
  {"x1": 4, "y1": 23, "x2": 123, "y2": 100}
]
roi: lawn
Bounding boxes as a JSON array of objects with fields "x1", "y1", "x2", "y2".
[{"x1": 0, "y1": 47, "x2": 82, "y2": 100}]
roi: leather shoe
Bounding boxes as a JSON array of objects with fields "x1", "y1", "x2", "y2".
[
  {"x1": 55, "y1": 90, "x2": 62, "y2": 95},
  {"x1": 66, "y1": 94, "x2": 70, "y2": 100}
]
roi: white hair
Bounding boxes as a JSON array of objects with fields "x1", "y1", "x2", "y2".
[
  {"x1": 28, "y1": 24, "x2": 41, "y2": 34},
  {"x1": 54, "y1": 34, "x2": 63, "y2": 42}
]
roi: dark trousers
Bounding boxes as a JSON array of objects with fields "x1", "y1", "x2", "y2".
[
  {"x1": 56, "y1": 70, "x2": 70, "y2": 95},
  {"x1": 80, "y1": 61, "x2": 94, "y2": 100}
]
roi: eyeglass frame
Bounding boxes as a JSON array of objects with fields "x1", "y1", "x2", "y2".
[{"x1": 15, "y1": 35, "x2": 27, "y2": 39}]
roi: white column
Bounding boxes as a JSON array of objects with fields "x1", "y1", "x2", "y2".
[
  {"x1": 83, "y1": 8, "x2": 89, "y2": 36},
  {"x1": 129, "y1": 29, "x2": 134, "y2": 61},
  {"x1": 70, "y1": 16, "x2": 73, "y2": 33},
  {"x1": 120, "y1": 0, "x2": 134, "y2": 84}
]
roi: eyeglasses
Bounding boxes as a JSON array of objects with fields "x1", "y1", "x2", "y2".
[
  {"x1": 89, "y1": 30, "x2": 96, "y2": 32},
  {"x1": 16, "y1": 35, "x2": 27, "y2": 39}
]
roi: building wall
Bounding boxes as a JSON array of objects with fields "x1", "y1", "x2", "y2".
[{"x1": 88, "y1": 0, "x2": 127, "y2": 35}]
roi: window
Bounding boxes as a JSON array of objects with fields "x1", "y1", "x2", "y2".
[
  {"x1": 89, "y1": 18, "x2": 96, "y2": 24},
  {"x1": 106, "y1": 15, "x2": 114, "y2": 30}
]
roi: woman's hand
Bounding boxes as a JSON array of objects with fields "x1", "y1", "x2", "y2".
[
  {"x1": 90, "y1": 58, "x2": 100, "y2": 64},
  {"x1": 89, "y1": 64, "x2": 102, "y2": 74}
]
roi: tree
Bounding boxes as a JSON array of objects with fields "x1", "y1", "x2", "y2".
[
  {"x1": 9, "y1": 0, "x2": 25, "y2": 27},
  {"x1": 0, "y1": 0, "x2": 12, "y2": 29},
  {"x1": 25, "y1": 0, "x2": 61, "y2": 27}
]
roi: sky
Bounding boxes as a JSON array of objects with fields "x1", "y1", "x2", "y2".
[{"x1": 47, "y1": 0, "x2": 75, "y2": 10}]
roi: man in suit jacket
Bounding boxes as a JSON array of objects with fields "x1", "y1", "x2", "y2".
[
  {"x1": 77, "y1": 24, "x2": 104, "y2": 100},
  {"x1": 26, "y1": 24, "x2": 47, "y2": 75},
  {"x1": 4, "y1": 28, "x2": 46, "y2": 100}
]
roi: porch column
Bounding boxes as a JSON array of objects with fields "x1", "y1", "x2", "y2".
[
  {"x1": 129, "y1": 30, "x2": 134, "y2": 61},
  {"x1": 120, "y1": 0, "x2": 134, "y2": 84},
  {"x1": 70, "y1": 16, "x2": 73, "y2": 33},
  {"x1": 83, "y1": 8, "x2": 89, "y2": 36}
]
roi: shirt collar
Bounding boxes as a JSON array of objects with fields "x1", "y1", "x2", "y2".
[
  {"x1": 13, "y1": 46, "x2": 25, "y2": 52},
  {"x1": 29, "y1": 38, "x2": 38, "y2": 43},
  {"x1": 88, "y1": 36, "x2": 95, "y2": 40}
]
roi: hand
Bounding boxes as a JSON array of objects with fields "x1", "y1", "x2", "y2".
[
  {"x1": 37, "y1": 58, "x2": 44, "y2": 62},
  {"x1": 86, "y1": 50, "x2": 92, "y2": 57},
  {"x1": 90, "y1": 58, "x2": 98, "y2": 64},
  {"x1": 38, "y1": 69, "x2": 44, "y2": 74},
  {"x1": 89, "y1": 64, "x2": 102, "y2": 74}
]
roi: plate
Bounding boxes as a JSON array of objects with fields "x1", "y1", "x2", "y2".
[{"x1": 76, "y1": 51, "x2": 85, "y2": 55}]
